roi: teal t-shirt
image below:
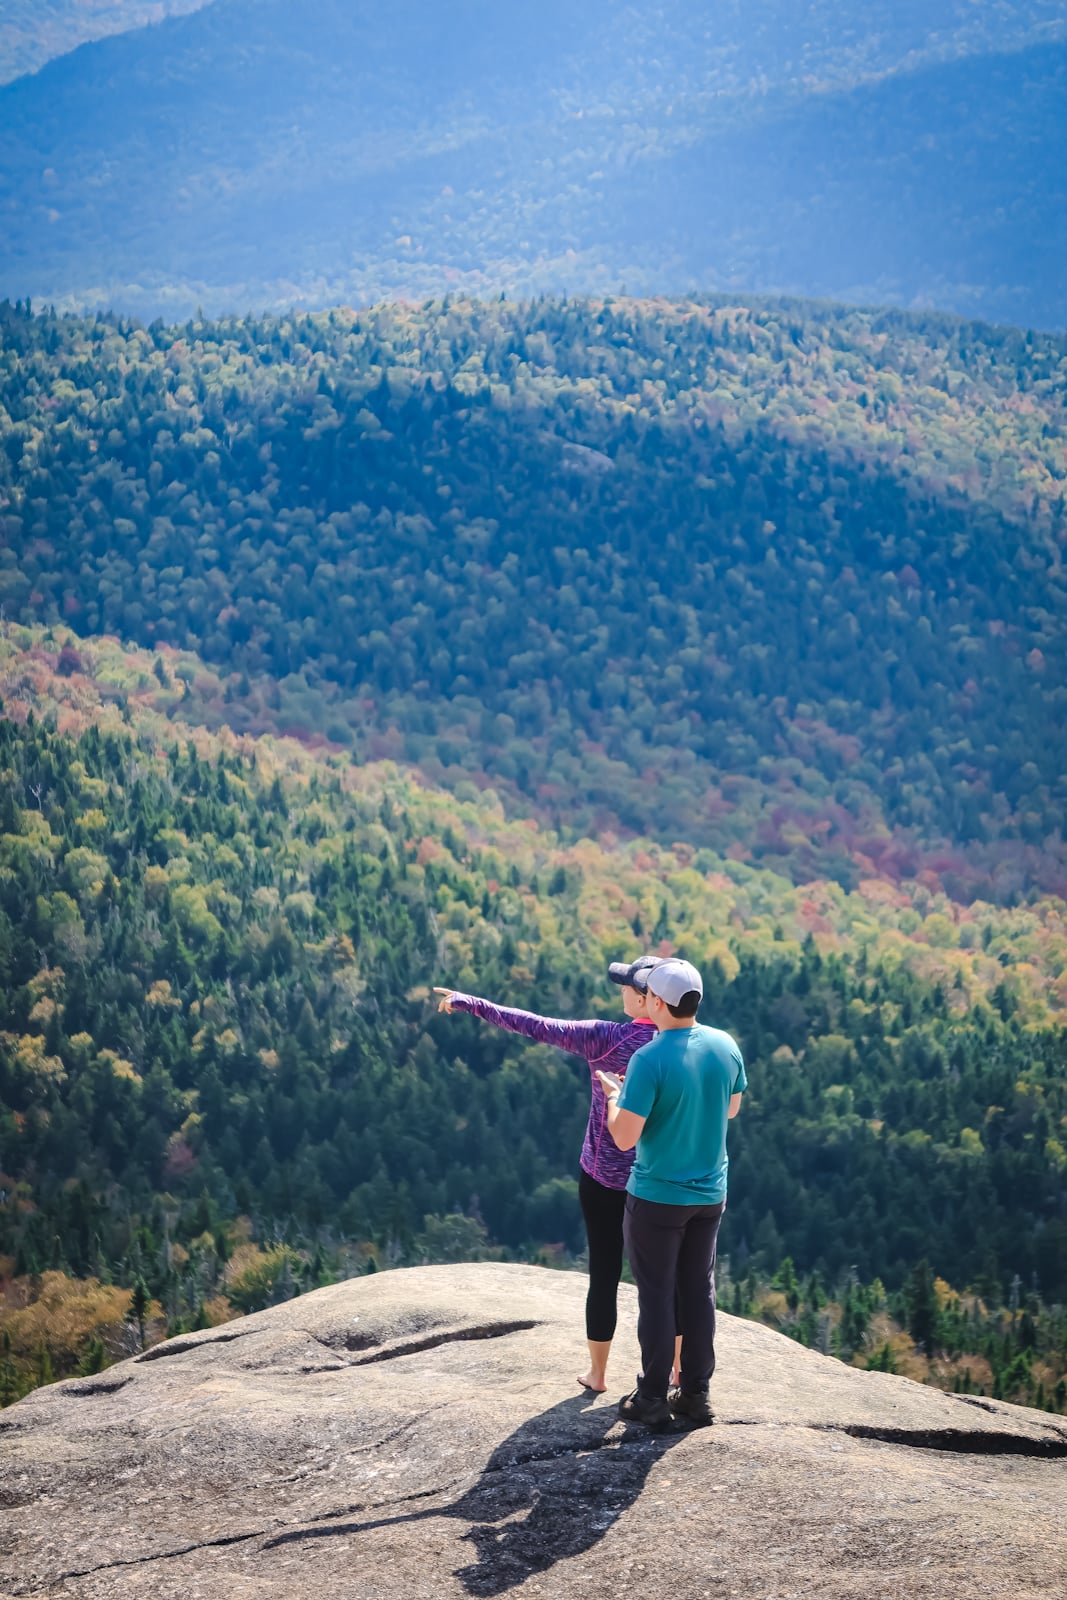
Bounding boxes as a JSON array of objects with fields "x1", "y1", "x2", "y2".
[{"x1": 616, "y1": 1024, "x2": 747, "y2": 1205}]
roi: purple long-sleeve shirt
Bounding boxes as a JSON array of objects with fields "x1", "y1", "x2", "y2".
[{"x1": 448, "y1": 992, "x2": 656, "y2": 1190}]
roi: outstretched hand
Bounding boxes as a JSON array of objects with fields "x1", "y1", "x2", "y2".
[{"x1": 433, "y1": 986, "x2": 455, "y2": 1014}]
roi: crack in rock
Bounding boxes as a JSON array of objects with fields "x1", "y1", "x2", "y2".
[
  {"x1": 135, "y1": 1326, "x2": 257, "y2": 1363},
  {"x1": 816, "y1": 1422, "x2": 1067, "y2": 1458},
  {"x1": 341, "y1": 1405, "x2": 449, "y2": 1457},
  {"x1": 64, "y1": 1375, "x2": 132, "y2": 1398},
  {"x1": 13, "y1": 1527, "x2": 269, "y2": 1594},
  {"x1": 260, "y1": 1487, "x2": 467, "y2": 1551},
  {"x1": 128, "y1": 1319, "x2": 540, "y2": 1372},
  {"x1": 16, "y1": 1485, "x2": 462, "y2": 1592},
  {"x1": 259, "y1": 1362, "x2": 347, "y2": 1376},
  {"x1": 344, "y1": 1320, "x2": 541, "y2": 1367}
]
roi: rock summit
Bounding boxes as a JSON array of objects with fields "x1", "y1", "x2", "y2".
[{"x1": 2, "y1": 1263, "x2": 1065, "y2": 1598}]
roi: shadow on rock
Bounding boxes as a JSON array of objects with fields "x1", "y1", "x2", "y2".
[
  {"x1": 265, "y1": 1392, "x2": 690, "y2": 1595},
  {"x1": 450, "y1": 1392, "x2": 688, "y2": 1594}
]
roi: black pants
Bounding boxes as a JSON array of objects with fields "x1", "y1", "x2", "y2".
[
  {"x1": 578, "y1": 1168, "x2": 627, "y2": 1342},
  {"x1": 624, "y1": 1193, "x2": 725, "y2": 1400}
]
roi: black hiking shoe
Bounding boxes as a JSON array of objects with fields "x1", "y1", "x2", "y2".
[
  {"x1": 618, "y1": 1387, "x2": 672, "y2": 1428},
  {"x1": 668, "y1": 1388, "x2": 714, "y2": 1427}
]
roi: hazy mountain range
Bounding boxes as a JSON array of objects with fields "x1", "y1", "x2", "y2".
[
  {"x1": 1, "y1": 0, "x2": 1064, "y2": 324},
  {"x1": 0, "y1": 0, "x2": 210, "y2": 86}
]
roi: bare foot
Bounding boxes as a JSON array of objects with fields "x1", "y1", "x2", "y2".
[{"x1": 577, "y1": 1372, "x2": 608, "y2": 1393}]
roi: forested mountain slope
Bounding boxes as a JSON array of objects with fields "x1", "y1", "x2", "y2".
[
  {"x1": 1, "y1": 625, "x2": 1064, "y2": 1315},
  {"x1": 1, "y1": 0, "x2": 1064, "y2": 323},
  {"x1": 0, "y1": 1, "x2": 209, "y2": 87},
  {"x1": 1, "y1": 297, "x2": 1064, "y2": 895}
]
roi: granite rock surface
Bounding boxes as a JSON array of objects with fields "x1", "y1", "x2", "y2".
[{"x1": 1, "y1": 1263, "x2": 1065, "y2": 1599}]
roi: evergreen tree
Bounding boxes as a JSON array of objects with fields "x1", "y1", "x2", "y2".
[
  {"x1": 904, "y1": 1260, "x2": 940, "y2": 1355},
  {"x1": 127, "y1": 1278, "x2": 150, "y2": 1353},
  {"x1": 0, "y1": 1329, "x2": 17, "y2": 1408}
]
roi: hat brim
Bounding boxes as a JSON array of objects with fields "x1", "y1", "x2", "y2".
[{"x1": 608, "y1": 957, "x2": 661, "y2": 992}]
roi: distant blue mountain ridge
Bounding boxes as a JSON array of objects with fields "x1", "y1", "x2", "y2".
[
  {"x1": 0, "y1": 0, "x2": 1064, "y2": 324},
  {"x1": 0, "y1": 0, "x2": 210, "y2": 88}
]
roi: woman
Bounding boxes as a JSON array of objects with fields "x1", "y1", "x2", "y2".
[{"x1": 434, "y1": 954, "x2": 680, "y2": 1393}]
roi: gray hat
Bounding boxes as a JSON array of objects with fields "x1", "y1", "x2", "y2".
[
  {"x1": 607, "y1": 954, "x2": 663, "y2": 993},
  {"x1": 645, "y1": 958, "x2": 703, "y2": 1006}
]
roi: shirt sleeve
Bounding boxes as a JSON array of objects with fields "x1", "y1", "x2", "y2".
[
  {"x1": 730, "y1": 1037, "x2": 748, "y2": 1094},
  {"x1": 616, "y1": 1041, "x2": 658, "y2": 1117},
  {"x1": 449, "y1": 993, "x2": 619, "y2": 1061}
]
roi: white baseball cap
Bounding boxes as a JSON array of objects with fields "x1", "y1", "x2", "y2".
[{"x1": 645, "y1": 958, "x2": 703, "y2": 1006}]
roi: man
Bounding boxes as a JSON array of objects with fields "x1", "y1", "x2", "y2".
[{"x1": 596, "y1": 957, "x2": 745, "y2": 1428}]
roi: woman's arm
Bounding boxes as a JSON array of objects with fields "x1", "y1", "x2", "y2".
[{"x1": 434, "y1": 988, "x2": 620, "y2": 1061}]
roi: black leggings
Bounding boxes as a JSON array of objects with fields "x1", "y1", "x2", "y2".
[
  {"x1": 578, "y1": 1168, "x2": 683, "y2": 1344},
  {"x1": 578, "y1": 1168, "x2": 628, "y2": 1342}
]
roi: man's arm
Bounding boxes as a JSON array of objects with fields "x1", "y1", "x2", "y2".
[
  {"x1": 595, "y1": 1069, "x2": 647, "y2": 1151},
  {"x1": 728, "y1": 1092, "x2": 743, "y2": 1120},
  {"x1": 606, "y1": 1102, "x2": 646, "y2": 1152}
]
